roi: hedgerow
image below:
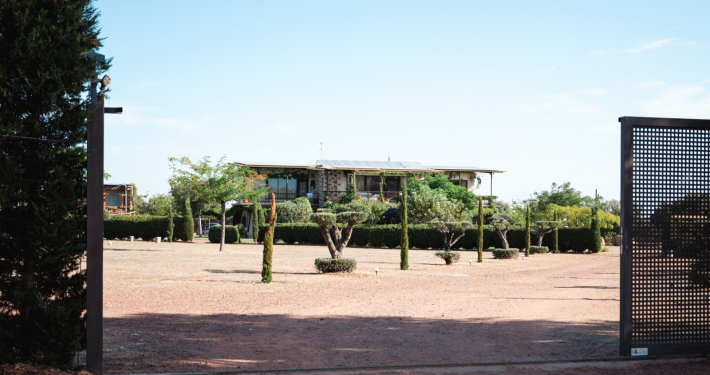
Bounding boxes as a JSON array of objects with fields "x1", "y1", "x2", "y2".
[
  {"x1": 104, "y1": 215, "x2": 188, "y2": 241},
  {"x1": 256, "y1": 224, "x2": 598, "y2": 252}
]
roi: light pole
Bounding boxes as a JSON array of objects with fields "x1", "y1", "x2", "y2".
[{"x1": 86, "y1": 51, "x2": 122, "y2": 375}]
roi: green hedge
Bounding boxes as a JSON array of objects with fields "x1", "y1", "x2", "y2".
[
  {"x1": 256, "y1": 223, "x2": 598, "y2": 252},
  {"x1": 208, "y1": 225, "x2": 239, "y2": 244},
  {"x1": 314, "y1": 258, "x2": 357, "y2": 273},
  {"x1": 105, "y1": 215, "x2": 189, "y2": 241},
  {"x1": 493, "y1": 248, "x2": 519, "y2": 259}
]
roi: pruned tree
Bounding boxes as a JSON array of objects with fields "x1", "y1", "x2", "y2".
[
  {"x1": 428, "y1": 221, "x2": 474, "y2": 251},
  {"x1": 311, "y1": 212, "x2": 367, "y2": 258},
  {"x1": 477, "y1": 201, "x2": 484, "y2": 262},
  {"x1": 261, "y1": 193, "x2": 276, "y2": 283},
  {"x1": 532, "y1": 221, "x2": 564, "y2": 246},
  {"x1": 400, "y1": 180, "x2": 409, "y2": 270},
  {"x1": 490, "y1": 219, "x2": 512, "y2": 249},
  {"x1": 524, "y1": 204, "x2": 531, "y2": 257}
]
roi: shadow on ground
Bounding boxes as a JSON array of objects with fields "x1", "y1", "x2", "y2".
[{"x1": 104, "y1": 314, "x2": 619, "y2": 374}]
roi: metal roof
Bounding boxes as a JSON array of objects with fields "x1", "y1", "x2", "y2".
[
  {"x1": 234, "y1": 160, "x2": 504, "y2": 174},
  {"x1": 233, "y1": 162, "x2": 315, "y2": 169},
  {"x1": 316, "y1": 160, "x2": 429, "y2": 170}
]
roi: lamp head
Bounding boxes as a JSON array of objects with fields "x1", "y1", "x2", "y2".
[{"x1": 99, "y1": 75, "x2": 111, "y2": 91}]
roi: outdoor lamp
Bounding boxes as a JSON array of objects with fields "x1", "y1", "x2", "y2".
[
  {"x1": 375, "y1": 267, "x2": 379, "y2": 276},
  {"x1": 469, "y1": 259, "x2": 472, "y2": 266},
  {"x1": 99, "y1": 74, "x2": 111, "y2": 91}
]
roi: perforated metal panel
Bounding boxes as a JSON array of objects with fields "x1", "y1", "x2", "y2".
[{"x1": 621, "y1": 117, "x2": 710, "y2": 357}]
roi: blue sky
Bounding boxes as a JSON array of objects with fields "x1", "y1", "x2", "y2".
[{"x1": 98, "y1": 0, "x2": 710, "y2": 202}]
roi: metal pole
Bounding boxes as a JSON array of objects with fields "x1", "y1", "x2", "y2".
[{"x1": 86, "y1": 95, "x2": 104, "y2": 374}]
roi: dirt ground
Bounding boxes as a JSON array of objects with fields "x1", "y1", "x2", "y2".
[{"x1": 102, "y1": 240, "x2": 709, "y2": 374}]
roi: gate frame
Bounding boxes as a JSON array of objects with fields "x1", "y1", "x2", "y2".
[{"x1": 620, "y1": 116, "x2": 710, "y2": 357}]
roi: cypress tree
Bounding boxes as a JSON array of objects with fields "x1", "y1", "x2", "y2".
[
  {"x1": 591, "y1": 207, "x2": 602, "y2": 253},
  {"x1": 184, "y1": 197, "x2": 194, "y2": 242},
  {"x1": 0, "y1": 0, "x2": 110, "y2": 367},
  {"x1": 262, "y1": 194, "x2": 277, "y2": 283},
  {"x1": 477, "y1": 199, "x2": 484, "y2": 262},
  {"x1": 400, "y1": 180, "x2": 409, "y2": 270},
  {"x1": 167, "y1": 205, "x2": 174, "y2": 242},
  {"x1": 552, "y1": 209, "x2": 559, "y2": 254},
  {"x1": 524, "y1": 204, "x2": 531, "y2": 257}
]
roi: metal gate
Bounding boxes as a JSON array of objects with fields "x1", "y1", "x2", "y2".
[{"x1": 620, "y1": 116, "x2": 710, "y2": 356}]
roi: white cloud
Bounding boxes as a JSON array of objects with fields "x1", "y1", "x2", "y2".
[
  {"x1": 625, "y1": 38, "x2": 676, "y2": 54},
  {"x1": 639, "y1": 85, "x2": 710, "y2": 118},
  {"x1": 519, "y1": 89, "x2": 607, "y2": 115},
  {"x1": 635, "y1": 81, "x2": 666, "y2": 88}
]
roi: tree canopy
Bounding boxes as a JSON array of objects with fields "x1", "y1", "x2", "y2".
[{"x1": 531, "y1": 182, "x2": 596, "y2": 210}]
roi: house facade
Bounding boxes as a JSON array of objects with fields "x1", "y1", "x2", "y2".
[
  {"x1": 103, "y1": 183, "x2": 136, "y2": 215},
  {"x1": 234, "y1": 160, "x2": 503, "y2": 207}
]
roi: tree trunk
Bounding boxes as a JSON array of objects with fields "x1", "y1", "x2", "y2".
[
  {"x1": 320, "y1": 226, "x2": 338, "y2": 259},
  {"x1": 335, "y1": 223, "x2": 357, "y2": 257},
  {"x1": 219, "y1": 201, "x2": 226, "y2": 251},
  {"x1": 494, "y1": 227, "x2": 509, "y2": 249},
  {"x1": 198, "y1": 211, "x2": 203, "y2": 237},
  {"x1": 538, "y1": 231, "x2": 545, "y2": 246}
]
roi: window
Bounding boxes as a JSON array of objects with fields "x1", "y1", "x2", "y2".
[
  {"x1": 451, "y1": 180, "x2": 468, "y2": 188},
  {"x1": 106, "y1": 194, "x2": 122, "y2": 207}
]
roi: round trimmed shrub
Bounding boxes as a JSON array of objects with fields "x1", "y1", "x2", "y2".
[
  {"x1": 314, "y1": 258, "x2": 357, "y2": 273},
  {"x1": 276, "y1": 201, "x2": 311, "y2": 223},
  {"x1": 493, "y1": 248, "x2": 519, "y2": 259},
  {"x1": 529, "y1": 246, "x2": 549, "y2": 254},
  {"x1": 208, "y1": 225, "x2": 239, "y2": 244},
  {"x1": 435, "y1": 251, "x2": 461, "y2": 265}
]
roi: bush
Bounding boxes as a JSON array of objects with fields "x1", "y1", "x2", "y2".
[
  {"x1": 435, "y1": 251, "x2": 460, "y2": 265},
  {"x1": 105, "y1": 215, "x2": 188, "y2": 241},
  {"x1": 493, "y1": 248, "x2": 519, "y2": 259},
  {"x1": 293, "y1": 197, "x2": 314, "y2": 214},
  {"x1": 237, "y1": 224, "x2": 248, "y2": 240},
  {"x1": 276, "y1": 201, "x2": 311, "y2": 223},
  {"x1": 314, "y1": 258, "x2": 357, "y2": 273},
  {"x1": 208, "y1": 225, "x2": 239, "y2": 244},
  {"x1": 529, "y1": 246, "x2": 549, "y2": 254}
]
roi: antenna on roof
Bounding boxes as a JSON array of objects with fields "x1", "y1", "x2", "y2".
[
  {"x1": 388, "y1": 156, "x2": 390, "y2": 161},
  {"x1": 319, "y1": 142, "x2": 324, "y2": 160}
]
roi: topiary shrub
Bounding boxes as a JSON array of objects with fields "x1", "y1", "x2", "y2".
[
  {"x1": 314, "y1": 258, "x2": 357, "y2": 273},
  {"x1": 435, "y1": 251, "x2": 460, "y2": 265},
  {"x1": 493, "y1": 248, "x2": 519, "y2": 259},
  {"x1": 237, "y1": 223, "x2": 248, "y2": 239},
  {"x1": 209, "y1": 225, "x2": 239, "y2": 244},
  {"x1": 293, "y1": 196, "x2": 314, "y2": 214},
  {"x1": 276, "y1": 201, "x2": 311, "y2": 223},
  {"x1": 529, "y1": 246, "x2": 549, "y2": 254}
]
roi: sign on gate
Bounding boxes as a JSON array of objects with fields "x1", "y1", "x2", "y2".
[{"x1": 620, "y1": 116, "x2": 710, "y2": 356}]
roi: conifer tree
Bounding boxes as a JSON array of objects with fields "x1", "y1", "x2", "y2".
[
  {"x1": 262, "y1": 194, "x2": 277, "y2": 283},
  {"x1": 591, "y1": 206, "x2": 602, "y2": 253},
  {"x1": 0, "y1": 0, "x2": 110, "y2": 367},
  {"x1": 477, "y1": 200, "x2": 484, "y2": 262},
  {"x1": 524, "y1": 204, "x2": 531, "y2": 257},
  {"x1": 184, "y1": 197, "x2": 194, "y2": 241},
  {"x1": 400, "y1": 180, "x2": 409, "y2": 270},
  {"x1": 553, "y1": 209, "x2": 559, "y2": 253},
  {"x1": 167, "y1": 205, "x2": 174, "y2": 242}
]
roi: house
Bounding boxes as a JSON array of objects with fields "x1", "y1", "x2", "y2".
[
  {"x1": 234, "y1": 160, "x2": 503, "y2": 207},
  {"x1": 103, "y1": 183, "x2": 136, "y2": 215}
]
